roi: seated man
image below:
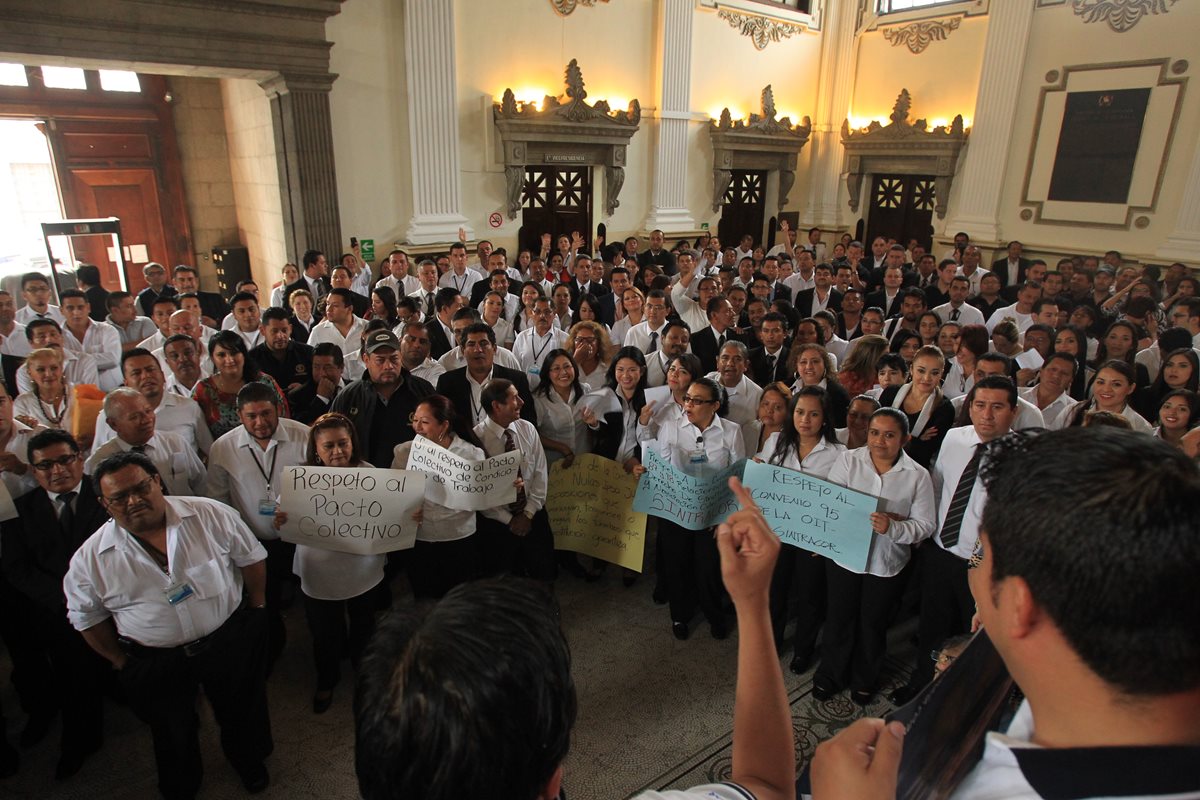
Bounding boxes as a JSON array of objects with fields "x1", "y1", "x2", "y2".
[
  {"x1": 812, "y1": 428, "x2": 1200, "y2": 799},
  {"x1": 355, "y1": 476, "x2": 794, "y2": 800}
]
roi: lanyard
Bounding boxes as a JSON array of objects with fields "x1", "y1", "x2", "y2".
[
  {"x1": 531, "y1": 330, "x2": 554, "y2": 364},
  {"x1": 248, "y1": 443, "x2": 279, "y2": 493},
  {"x1": 451, "y1": 271, "x2": 467, "y2": 292}
]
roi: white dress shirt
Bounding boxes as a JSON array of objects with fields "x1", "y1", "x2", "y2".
[
  {"x1": 474, "y1": 416, "x2": 547, "y2": 524},
  {"x1": 624, "y1": 320, "x2": 668, "y2": 354},
  {"x1": 407, "y1": 287, "x2": 439, "y2": 319},
  {"x1": 92, "y1": 391, "x2": 214, "y2": 456},
  {"x1": 512, "y1": 327, "x2": 568, "y2": 387},
  {"x1": 1018, "y1": 386, "x2": 1075, "y2": 431},
  {"x1": 65, "y1": 496, "x2": 267, "y2": 646},
  {"x1": 931, "y1": 426, "x2": 989, "y2": 560},
  {"x1": 643, "y1": 349, "x2": 673, "y2": 388},
  {"x1": 670, "y1": 276, "x2": 708, "y2": 333},
  {"x1": 932, "y1": 301, "x2": 985, "y2": 327},
  {"x1": 408, "y1": 358, "x2": 446, "y2": 385},
  {"x1": 0, "y1": 420, "x2": 36, "y2": 499},
  {"x1": 950, "y1": 394, "x2": 1045, "y2": 431},
  {"x1": 0, "y1": 323, "x2": 30, "y2": 357},
  {"x1": 392, "y1": 436, "x2": 484, "y2": 543},
  {"x1": 533, "y1": 385, "x2": 592, "y2": 463},
  {"x1": 1060, "y1": 398, "x2": 1153, "y2": 433},
  {"x1": 107, "y1": 315, "x2": 158, "y2": 347},
  {"x1": 85, "y1": 430, "x2": 207, "y2": 498},
  {"x1": 706, "y1": 372, "x2": 762, "y2": 428},
  {"x1": 636, "y1": 385, "x2": 684, "y2": 443},
  {"x1": 609, "y1": 315, "x2": 637, "y2": 348},
  {"x1": 648, "y1": 414, "x2": 745, "y2": 473},
  {"x1": 15, "y1": 305, "x2": 64, "y2": 326},
  {"x1": 17, "y1": 350, "x2": 100, "y2": 395},
  {"x1": 438, "y1": 268, "x2": 480, "y2": 295},
  {"x1": 206, "y1": 417, "x2": 310, "y2": 539},
  {"x1": 756, "y1": 432, "x2": 845, "y2": 480},
  {"x1": 985, "y1": 303, "x2": 1034, "y2": 335},
  {"x1": 783, "y1": 271, "x2": 816, "y2": 295},
  {"x1": 307, "y1": 316, "x2": 367, "y2": 362},
  {"x1": 956, "y1": 266, "x2": 991, "y2": 298},
  {"x1": 827, "y1": 446, "x2": 935, "y2": 577},
  {"x1": 63, "y1": 320, "x2": 123, "y2": 391},
  {"x1": 436, "y1": 346, "x2": 520, "y2": 373}
]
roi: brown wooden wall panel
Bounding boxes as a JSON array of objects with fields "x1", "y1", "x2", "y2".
[{"x1": 61, "y1": 131, "x2": 153, "y2": 161}]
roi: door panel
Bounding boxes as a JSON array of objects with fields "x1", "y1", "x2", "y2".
[
  {"x1": 865, "y1": 174, "x2": 935, "y2": 251},
  {"x1": 717, "y1": 170, "x2": 766, "y2": 249},
  {"x1": 68, "y1": 168, "x2": 168, "y2": 292},
  {"x1": 520, "y1": 166, "x2": 593, "y2": 265}
]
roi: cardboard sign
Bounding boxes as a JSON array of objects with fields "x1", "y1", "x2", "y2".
[
  {"x1": 278, "y1": 466, "x2": 424, "y2": 555},
  {"x1": 406, "y1": 435, "x2": 520, "y2": 511},
  {"x1": 546, "y1": 454, "x2": 647, "y2": 571},
  {"x1": 632, "y1": 447, "x2": 745, "y2": 530}
]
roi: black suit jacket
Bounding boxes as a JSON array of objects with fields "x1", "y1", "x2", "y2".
[
  {"x1": 769, "y1": 283, "x2": 792, "y2": 305},
  {"x1": 990, "y1": 257, "x2": 1032, "y2": 289},
  {"x1": 84, "y1": 286, "x2": 110, "y2": 322},
  {"x1": 793, "y1": 288, "x2": 844, "y2": 318},
  {"x1": 287, "y1": 379, "x2": 341, "y2": 425},
  {"x1": 1, "y1": 483, "x2": 110, "y2": 613},
  {"x1": 196, "y1": 290, "x2": 230, "y2": 326},
  {"x1": 594, "y1": 292, "x2": 617, "y2": 328},
  {"x1": 1, "y1": 354, "x2": 23, "y2": 396},
  {"x1": 690, "y1": 326, "x2": 742, "y2": 374},
  {"x1": 284, "y1": 277, "x2": 331, "y2": 319},
  {"x1": 436, "y1": 365, "x2": 537, "y2": 427},
  {"x1": 865, "y1": 290, "x2": 904, "y2": 318},
  {"x1": 427, "y1": 319, "x2": 454, "y2": 360},
  {"x1": 567, "y1": 279, "x2": 612, "y2": 312},
  {"x1": 636, "y1": 249, "x2": 677, "y2": 276},
  {"x1": 748, "y1": 346, "x2": 793, "y2": 386}
]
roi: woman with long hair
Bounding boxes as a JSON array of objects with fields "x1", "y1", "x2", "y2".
[
  {"x1": 192, "y1": 330, "x2": 288, "y2": 438},
  {"x1": 565, "y1": 320, "x2": 612, "y2": 389},
  {"x1": 789, "y1": 342, "x2": 850, "y2": 426},
  {"x1": 1064, "y1": 359, "x2": 1152, "y2": 432},
  {"x1": 481, "y1": 290, "x2": 515, "y2": 348},
  {"x1": 533, "y1": 349, "x2": 591, "y2": 466},
  {"x1": 890, "y1": 330, "x2": 923, "y2": 367},
  {"x1": 743, "y1": 381, "x2": 791, "y2": 458},
  {"x1": 1155, "y1": 389, "x2": 1200, "y2": 449},
  {"x1": 836, "y1": 335, "x2": 889, "y2": 398},
  {"x1": 1053, "y1": 324, "x2": 1094, "y2": 400},
  {"x1": 1136, "y1": 347, "x2": 1198, "y2": 420},
  {"x1": 645, "y1": 376, "x2": 744, "y2": 641},
  {"x1": 370, "y1": 285, "x2": 401, "y2": 329},
  {"x1": 610, "y1": 286, "x2": 645, "y2": 345},
  {"x1": 815, "y1": 407, "x2": 935, "y2": 705},
  {"x1": 637, "y1": 353, "x2": 701, "y2": 442},
  {"x1": 575, "y1": 293, "x2": 610, "y2": 337},
  {"x1": 943, "y1": 324, "x2": 989, "y2": 400},
  {"x1": 877, "y1": 345, "x2": 955, "y2": 468},
  {"x1": 391, "y1": 395, "x2": 486, "y2": 599},
  {"x1": 1091, "y1": 320, "x2": 1150, "y2": 389},
  {"x1": 989, "y1": 320, "x2": 1023, "y2": 359},
  {"x1": 515, "y1": 281, "x2": 547, "y2": 334},
  {"x1": 917, "y1": 311, "x2": 942, "y2": 348},
  {"x1": 761, "y1": 387, "x2": 847, "y2": 672},
  {"x1": 585, "y1": 345, "x2": 648, "y2": 474},
  {"x1": 273, "y1": 413, "x2": 384, "y2": 714}
]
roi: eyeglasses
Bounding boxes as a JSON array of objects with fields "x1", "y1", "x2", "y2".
[
  {"x1": 682, "y1": 395, "x2": 717, "y2": 406},
  {"x1": 930, "y1": 650, "x2": 957, "y2": 667},
  {"x1": 102, "y1": 476, "x2": 158, "y2": 506},
  {"x1": 32, "y1": 453, "x2": 79, "y2": 472}
]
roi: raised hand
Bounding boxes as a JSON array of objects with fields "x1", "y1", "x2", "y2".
[
  {"x1": 715, "y1": 476, "x2": 780, "y2": 604},
  {"x1": 811, "y1": 718, "x2": 905, "y2": 800}
]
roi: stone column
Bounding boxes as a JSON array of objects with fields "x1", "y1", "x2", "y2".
[
  {"x1": 804, "y1": 0, "x2": 857, "y2": 229},
  {"x1": 402, "y1": 0, "x2": 473, "y2": 245},
  {"x1": 940, "y1": 0, "x2": 1036, "y2": 244},
  {"x1": 261, "y1": 72, "x2": 343, "y2": 264},
  {"x1": 644, "y1": 0, "x2": 697, "y2": 232},
  {"x1": 1157, "y1": 137, "x2": 1200, "y2": 261}
]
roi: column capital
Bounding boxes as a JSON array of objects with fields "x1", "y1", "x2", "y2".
[{"x1": 259, "y1": 71, "x2": 338, "y2": 96}]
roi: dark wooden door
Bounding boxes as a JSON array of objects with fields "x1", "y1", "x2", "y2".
[
  {"x1": 865, "y1": 174, "x2": 936, "y2": 251},
  {"x1": 520, "y1": 166, "x2": 593, "y2": 256},
  {"x1": 718, "y1": 170, "x2": 766, "y2": 248}
]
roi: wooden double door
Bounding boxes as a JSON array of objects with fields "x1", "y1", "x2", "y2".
[
  {"x1": 718, "y1": 170, "x2": 766, "y2": 248},
  {"x1": 865, "y1": 173, "x2": 936, "y2": 251},
  {"x1": 520, "y1": 166, "x2": 593, "y2": 256}
]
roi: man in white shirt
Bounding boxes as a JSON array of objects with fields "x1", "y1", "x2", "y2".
[
  {"x1": 784, "y1": 249, "x2": 818, "y2": 296},
  {"x1": 438, "y1": 242, "x2": 480, "y2": 295},
  {"x1": 644, "y1": 320, "x2": 692, "y2": 388},
  {"x1": 473, "y1": 378, "x2": 553, "y2": 582},
  {"x1": 307, "y1": 288, "x2": 368, "y2": 376},
  {"x1": 985, "y1": 281, "x2": 1043, "y2": 335},
  {"x1": 65, "y1": 451, "x2": 272, "y2": 798},
  {"x1": 228, "y1": 291, "x2": 265, "y2": 350},
  {"x1": 511, "y1": 297, "x2": 568, "y2": 388},
  {"x1": 17, "y1": 320, "x2": 101, "y2": 394},
  {"x1": 892, "y1": 375, "x2": 1019, "y2": 704},
  {"x1": 92, "y1": 349, "x2": 213, "y2": 456},
  {"x1": 206, "y1": 381, "x2": 309, "y2": 667},
  {"x1": 707, "y1": 341, "x2": 762, "y2": 427},
  {"x1": 624, "y1": 290, "x2": 671, "y2": 354},
  {"x1": 398, "y1": 320, "x2": 445, "y2": 385},
  {"x1": 104, "y1": 290, "x2": 158, "y2": 353},
  {"x1": 0, "y1": 289, "x2": 30, "y2": 357},
  {"x1": 379, "y1": 249, "x2": 421, "y2": 299},
  {"x1": 1019, "y1": 353, "x2": 1077, "y2": 430},
  {"x1": 670, "y1": 252, "x2": 719, "y2": 333},
  {"x1": 956, "y1": 245, "x2": 991, "y2": 298},
  {"x1": 406, "y1": 259, "x2": 441, "y2": 321},
  {"x1": 949, "y1": 354, "x2": 1045, "y2": 430},
  {"x1": 15, "y1": 272, "x2": 65, "y2": 326},
  {"x1": 85, "y1": 388, "x2": 206, "y2": 497},
  {"x1": 436, "y1": 309, "x2": 521, "y2": 373},
  {"x1": 59, "y1": 289, "x2": 123, "y2": 391},
  {"x1": 137, "y1": 295, "x2": 181, "y2": 352},
  {"x1": 932, "y1": 275, "x2": 985, "y2": 326}
]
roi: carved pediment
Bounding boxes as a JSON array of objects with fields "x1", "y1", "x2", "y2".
[
  {"x1": 710, "y1": 85, "x2": 812, "y2": 142},
  {"x1": 494, "y1": 59, "x2": 640, "y2": 128},
  {"x1": 708, "y1": 85, "x2": 812, "y2": 212},
  {"x1": 841, "y1": 89, "x2": 966, "y2": 144}
]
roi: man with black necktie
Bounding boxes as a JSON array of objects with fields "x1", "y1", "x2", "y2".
[
  {"x1": 406, "y1": 259, "x2": 441, "y2": 321},
  {"x1": 690, "y1": 296, "x2": 741, "y2": 374},
  {"x1": 284, "y1": 250, "x2": 331, "y2": 318},
  {"x1": 1, "y1": 430, "x2": 110, "y2": 778},
  {"x1": 748, "y1": 312, "x2": 792, "y2": 386},
  {"x1": 890, "y1": 375, "x2": 1018, "y2": 705}
]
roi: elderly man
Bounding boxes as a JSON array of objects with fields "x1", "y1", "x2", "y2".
[
  {"x1": 1, "y1": 430, "x2": 110, "y2": 779},
  {"x1": 65, "y1": 451, "x2": 272, "y2": 798},
  {"x1": 161, "y1": 334, "x2": 205, "y2": 398},
  {"x1": 707, "y1": 341, "x2": 762, "y2": 429},
  {"x1": 135, "y1": 263, "x2": 176, "y2": 318},
  {"x1": 86, "y1": 388, "x2": 206, "y2": 497}
]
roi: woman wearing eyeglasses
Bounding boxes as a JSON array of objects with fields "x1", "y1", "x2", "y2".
[
  {"x1": 644, "y1": 376, "x2": 744, "y2": 641},
  {"x1": 273, "y1": 413, "x2": 384, "y2": 715}
]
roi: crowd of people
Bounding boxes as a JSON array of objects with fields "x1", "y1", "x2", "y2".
[{"x1": 0, "y1": 224, "x2": 1197, "y2": 799}]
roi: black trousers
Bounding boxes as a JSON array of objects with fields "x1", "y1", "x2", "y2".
[
  {"x1": 262, "y1": 538, "x2": 295, "y2": 668},
  {"x1": 816, "y1": 562, "x2": 906, "y2": 692},
  {"x1": 476, "y1": 509, "x2": 556, "y2": 582},
  {"x1": 407, "y1": 537, "x2": 480, "y2": 600},
  {"x1": 302, "y1": 589, "x2": 379, "y2": 691},
  {"x1": 658, "y1": 520, "x2": 725, "y2": 627},
  {"x1": 120, "y1": 608, "x2": 273, "y2": 800},
  {"x1": 768, "y1": 549, "x2": 828, "y2": 657},
  {"x1": 28, "y1": 604, "x2": 107, "y2": 756},
  {"x1": 908, "y1": 543, "x2": 975, "y2": 689},
  {"x1": 0, "y1": 575, "x2": 54, "y2": 718}
]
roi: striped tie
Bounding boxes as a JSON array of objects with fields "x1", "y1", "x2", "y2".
[{"x1": 939, "y1": 444, "x2": 982, "y2": 550}]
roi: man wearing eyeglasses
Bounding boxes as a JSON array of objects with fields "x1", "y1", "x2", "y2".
[
  {"x1": 1, "y1": 430, "x2": 110, "y2": 778},
  {"x1": 64, "y1": 450, "x2": 272, "y2": 797}
]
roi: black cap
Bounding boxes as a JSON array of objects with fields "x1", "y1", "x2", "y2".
[{"x1": 364, "y1": 330, "x2": 401, "y2": 353}]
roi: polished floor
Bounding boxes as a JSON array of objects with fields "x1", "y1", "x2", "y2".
[{"x1": 0, "y1": 564, "x2": 914, "y2": 799}]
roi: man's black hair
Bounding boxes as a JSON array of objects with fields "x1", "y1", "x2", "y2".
[{"x1": 91, "y1": 451, "x2": 160, "y2": 497}]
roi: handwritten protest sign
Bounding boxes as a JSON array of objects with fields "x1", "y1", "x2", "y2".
[
  {"x1": 406, "y1": 435, "x2": 520, "y2": 511},
  {"x1": 741, "y1": 460, "x2": 877, "y2": 572},
  {"x1": 632, "y1": 447, "x2": 746, "y2": 530},
  {"x1": 546, "y1": 454, "x2": 648, "y2": 571},
  {"x1": 278, "y1": 466, "x2": 424, "y2": 555}
]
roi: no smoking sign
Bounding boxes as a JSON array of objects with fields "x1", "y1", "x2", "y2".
[{"x1": 488, "y1": 212, "x2": 503, "y2": 229}]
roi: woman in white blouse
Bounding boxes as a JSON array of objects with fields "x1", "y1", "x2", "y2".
[
  {"x1": 814, "y1": 407, "x2": 936, "y2": 706},
  {"x1": 643, "y1": 376, "x2": 745, "y2": 641},
  {"x1": 273, "y1": 413, "x2": 385, "y2": 714},
  {"x1": 1061, "y1": 360, "x2": 1153, "y2": 432},
  {"x1": 391, "y1": 395, "x2": 487, "y2": 598},
  {"x1": 14, "y1": 347, "x2": 79, "y2": 443},
  {"x1": 481, "y1": 290, "x2": 515, "y2": 349},
  {"x1": 742, "y1": 381, "x2": 791, "y2": 458},
  {"x1": 609, "y1": 286, "x2": 644, "y2": 346},
  {"x1": 758, "y1": 386, "x2": 846, "y2": 674},
  {"x1": 269, "y1": 262, "x2": 300, "y2": 309}
]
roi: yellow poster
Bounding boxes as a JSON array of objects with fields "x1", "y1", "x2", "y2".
[{"x1": 546, "y1": 454, "x2": 648, "y2": 572}]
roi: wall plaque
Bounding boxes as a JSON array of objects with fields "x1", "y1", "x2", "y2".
[{"x1": 1048, "y1": 88, "x2": 1150, "y2": 204}]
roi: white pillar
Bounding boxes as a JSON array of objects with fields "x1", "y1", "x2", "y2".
[
  {"x1": 644, "y1": 0, "x2": 697, "y2": 232},
  {"x1": 804, "y1": 0, "x2": 856, "y2": 229},
  {"x1": 940, "y1": 0, "x2": 1036, "y2": 244},
  {"x1": 402, "y1": 0, "x2": 473, "y2": 245},
  {"x1": 1157, "y1": 137, "x2": 1200, "y2": 261}
]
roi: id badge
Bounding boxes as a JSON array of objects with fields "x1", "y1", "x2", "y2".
[
  {"x1": 258, "y1": 498, "x2": 277, "y2": 516},
  {"x1": 528, "y1": 365, "x2": 540, "y2": 376},
  {"x1": 164, "y1": 582, "x2": 195, "y2": 605},
  {"x1": 689, "y1": 449, "x2": 709, "y2": 465}
]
